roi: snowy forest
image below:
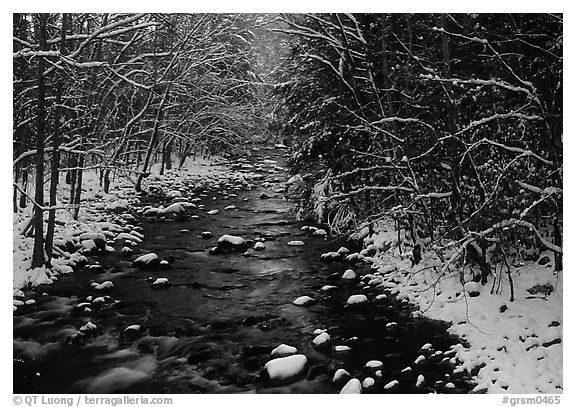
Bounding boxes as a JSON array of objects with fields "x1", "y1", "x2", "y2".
[{"x1": 13, "y1": 13, "x2": 562, "y2": 395}]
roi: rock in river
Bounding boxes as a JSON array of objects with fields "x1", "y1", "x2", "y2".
[
  {"x1": 340, "y1": 378, "x2": 362, "y2": 394},
  {"x1": 262, "y1": 354, "x2": 307, "y2": 386},
  {"x1": 132, "y1": 253, "x2": 160, "y2": 269},
  {"x1": 346, "y1": 294, "x2": 368, "y2": 306},
  {"x1": 152, "y1": 278, "x2": 170, "y2": 288},
  {"x1": 312, "y1": 332, "x2": 331, "y2": 350},
  {"x1": 270, "y1": 344, "x2": 297, "y2": 358},
  {"x1": 217, "y1": 235, "x2": 248, "y2": 252},
  {"x1": 292, "y1": 295, "x2": 315, "y2": 306}
]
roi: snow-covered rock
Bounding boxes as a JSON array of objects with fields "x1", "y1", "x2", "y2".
[
  {"x1": 464, "y1": 281, "x2": 482, "y2": 297},
  {"x1": 340, "y1": 378, "x2": 362, "y2": 394},
  {"x1": 321, "y1": 252, "x2": 340, "y2": 260},
  {"x1": 263, "y1": 354, "x2": 307, "y2": 385},
  {"x1": 132, "y1": 253, "x2": 160, "y2": 269},
  {"x1": 362, "y1": 377, "x2": 375, "y2": 391},
  {"x1": 206, "y1": 209, "x2": 219, "y2": 215},
  {"x1": 115, "y1": 232, "x2": 142, "y2": 243},
  {"x1": 312, "y1": 332, "x2": 331, "y2": 350},
  {"x1": 383, "y1": 379, "x2": 399, "y2": 391},
  {"x1": 365, "y1": 360, "x2": 383, "y2": 369},
  {"x1": 414, "y1": 355, "x2": 425, "y2": 365},
  {"x1": 166, "y1": 190, "x2": 183, "y2": 200},
  {"x1": 160, "y1": 203, "x2": 185, "y2": 218},
  {"x1": 334, "y1": 345, "x2": 351, "y2": 352},
  {"x1": 416, "y1": 375, "x2": 425, "y2": 388},
  {"x1": 337, "y1": 247, "x2": 350, "y2": 255},
  {"x1": 106, "y1": 200, "x2": 129, "y2": 213},
  {"x1": 332, "y1": 369, "x2": 350, "y2": 386},
  {"x1": 286, "y1": 240, "x2": 305, "y2": 246},
  {"x1": 342, "y1": 269, "x2": 357, "y2": 281},
  {"x1": 320, "y1": 285, "x2": 337, "y2": 292},
  {"x1": 253, "y1": 242, "x2": 266, "y2": 251},
  {"x1": 346, "y1": 294, "x2": 368, "y2": 306},
  {"x1": 217, "y1": 235, "x2": 247, "y2": 252},
  {"x1": 270, "y1": 344, "x2": 297, "y2": 358},
  {"x1": 152, "y1": 278, "x2": 170, "y2": 288},
  {"x1": 94, "y1": 281, "x2": 114, "y2": 291},
  {"x1": 292, "y1": 295, "x2": 315, "y2": 306}
]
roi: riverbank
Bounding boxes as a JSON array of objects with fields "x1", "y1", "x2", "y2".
[
  {"x1": 357, "y1": 224, "x2": 563, "y2": 393},
  {"x1": 13, "y1": 156, "x2": 233, "y2": 292}
]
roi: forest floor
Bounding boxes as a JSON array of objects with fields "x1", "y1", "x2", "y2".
[{"x1": 12, "y1": 150, "x2": 563, "y2": 394}]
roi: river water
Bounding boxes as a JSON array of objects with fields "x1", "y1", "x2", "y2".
[{"x1": 13, "y1": 147, "x2": 474, "y2": 394}]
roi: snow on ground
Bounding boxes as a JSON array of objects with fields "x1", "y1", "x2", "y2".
[
  {"x1": 12, "y1": 155, "x2": 234, "y2": 294},
  {"x1": 361, "y1": 222, "x2": 563, "y2": 393}
]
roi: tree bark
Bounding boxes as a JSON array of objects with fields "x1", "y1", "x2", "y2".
[
  {"x1": 31, "y1": 13, "x2": 48, "y2": 269},
  {"x1": 45, "y1": 13, "x2": 68, "y2": 262},
  {"x1": 136, "y1": 87, "x2": 169, "y2": 192}
]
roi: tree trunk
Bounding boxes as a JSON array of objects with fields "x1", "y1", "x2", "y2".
[
  {"x1": 31, "y1": 13, "x2": 48, "y2": 269},
  {"x1": 136, "y1": 88, "x2": 169, "y2": 192},
  {"x1": 45, "y1": 13, "x2": 68, "y2": 262}
]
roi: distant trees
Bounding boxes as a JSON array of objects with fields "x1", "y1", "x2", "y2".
[
  {"x1": 273, "y1": 13, "x2": 562, "y2": 271},
  {"x1": 13, "y1": 13, "x2": 263, "y2": 266}
]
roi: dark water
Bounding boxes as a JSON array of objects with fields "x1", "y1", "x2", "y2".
[{"x1": 13, "y1": 148, "x2": 474, "y2": 394}]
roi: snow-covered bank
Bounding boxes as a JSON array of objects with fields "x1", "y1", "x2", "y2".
[
  {"x1": 357, "y1": 223, "x2": 562, "y2": 393},
  {"x1": 12, "y1": 156, "x2": 233, "y2": 294}
]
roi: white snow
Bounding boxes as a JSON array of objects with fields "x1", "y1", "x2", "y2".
[{"x1": 364, "y1": 220, "x2": 564, "y2": 393}]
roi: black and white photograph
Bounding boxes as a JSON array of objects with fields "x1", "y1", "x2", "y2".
[{"x1": 10, "y1": 3, "x2": 566, "y2": 401}]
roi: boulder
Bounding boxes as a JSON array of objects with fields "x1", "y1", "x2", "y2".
[
  {"x1": 217, "y1": 235, "x2": 248, "y2": 252},
  {"x1": 312, "y1": 332, "x2": 331, "y2": 350},
  {"x1": 160, "y1": 203, "x2": 186, "y2": 220},
  {"x1": 132, "y1": 253, "x2": 160, "y2": 269},
  {"x1": 332, "y1": 369, "x2": 351, "y2": 387},
  {"x1": 106, "y1": 200, "x2": 129, "y2": 214},
  {"x1": 342, "y1": 269, "x2": 357, "y2": 281},
  {"x1": 270, "y1": 344, "x2": 297, "y2": 358},
  {"x1": 94, "y1": 281, "x2": 114, "y2": 292},
  {"x1": 152, "y1": 278, "x2": 170, "y2": 288},
  {"x1": 340, "y1": 378, "x2": 362, "y2": 394},
  {"x1": 346, "y1": 294, "x2": 368, "y2": 306},
  {"x1": 262, "y1": 354, "x2": 307, "y2": 386},
  {"x1": 292, "y1": 296, "x2": 315, "y2": 306}
]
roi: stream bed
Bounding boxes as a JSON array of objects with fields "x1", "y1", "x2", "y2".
[{"x1": 13, "y1": 146, "x2": 475, "y2": 394}]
